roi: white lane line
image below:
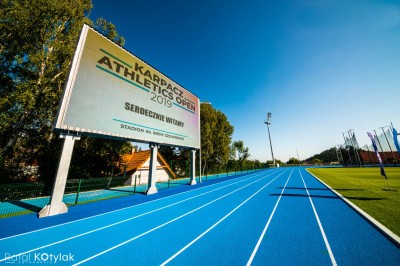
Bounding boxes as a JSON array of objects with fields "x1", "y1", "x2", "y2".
[
  {"x1": 0, "y1": 170, "x2": 279, "y2": 263},
  {"x1": 247, "y1": 169, "x2": 293, "y2": 266},
  {"x1": 160, "y1": 170, "x2": 288, "y2": 265},
  {"x1": 299, "y1": 170, "x2": 337, "y2": 266},
  {"x1": 72, "y1": 170, "x2": 286, "y2": 265},
  {"x1": 307, "y1": 168, "x2": 400, "y2": 246},
  {"x1": 0, "y1": 169, "x2": 276, "y2": 241}
]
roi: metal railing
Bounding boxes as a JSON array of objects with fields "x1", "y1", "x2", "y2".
[{"x1": 0, "y1": 167, "x2": 267, "y2": 218}]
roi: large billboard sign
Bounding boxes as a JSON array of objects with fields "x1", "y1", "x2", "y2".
[{"x1": 55, "y1": 25, "x2": 200, "y2": 148}]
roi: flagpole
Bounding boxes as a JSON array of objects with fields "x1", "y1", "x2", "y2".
[
  {"x1": 351, "y1": 130, "x2": 362, "y2": 166},
  {"x1": 348, "y1": 129, "x2": 361, "y2": 166},
  {"x1": 342, "y1": 132, "x2": 353, "y2": 166},
  {"x1": 365, "y1": 144, "x2": 374, "y2": 166},
  {"x1": 373, "y1": 130, "x2": 388, "y2": 166},
  {"x1": 347, "y1": 130, "x2": 358, "y2": 165},
  {"x1": 336, "y1": 144, "x2": 344, "y2": 166},
  {"x1": 367, "y1": 132, "x2": 389, "y2": 190},
  {"x1": 391, "y1": 122, "x2": 400, "y2": 158},
  {"x1": 380, "y1": 126, "x2": 397, "y2": 166}
]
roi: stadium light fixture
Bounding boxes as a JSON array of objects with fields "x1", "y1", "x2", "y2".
[{"x1": 264, "y1": 112, "x2": 275, "y2": 167}]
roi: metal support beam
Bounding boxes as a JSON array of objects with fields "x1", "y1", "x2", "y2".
[
  {"x1": 39, "y1": 132, "x2": 80, "y2": 218},
  {"x1": 189, "y1": 149, "x2": 197, "y2": 185},
  {"x1": 146, "y1": 143, "x2": 159, "y2": 195}
]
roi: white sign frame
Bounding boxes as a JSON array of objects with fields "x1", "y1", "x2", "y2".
[{"x1": 54, "y1": 24, "x2": 200, "y2": 149}]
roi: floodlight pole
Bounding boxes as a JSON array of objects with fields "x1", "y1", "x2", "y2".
[{"x1": 265, "y1": 112, "x2": 275, "y2": 167}]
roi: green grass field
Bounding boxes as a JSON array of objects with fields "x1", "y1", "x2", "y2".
[{"x1": 308, "y1": 167, "x2": 400, "y2": 237}]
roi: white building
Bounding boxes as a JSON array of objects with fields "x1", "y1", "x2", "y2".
[{"x1": 120, "y1": 150, "x2": 176, "y2": 185}]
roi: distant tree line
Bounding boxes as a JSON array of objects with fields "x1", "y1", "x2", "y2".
[{"x1": 304, "y1": 147, "x2": 338, "y2": 164}]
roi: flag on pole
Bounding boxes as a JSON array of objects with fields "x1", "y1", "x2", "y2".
[
  {"x1": 367, "y1": 132, "x2": 387, "y2": 179},
  {"x1": 351, "y1": 132, "x2": 360, "y2": 149},
  {"x1": 393, "y1": 127, "x2": 400, "y2": 156}
]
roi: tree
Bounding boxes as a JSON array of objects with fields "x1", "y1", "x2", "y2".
[
  {"x1": 266, "y1": 159, "x2": 283, "y2": 166},
  {"x1": 158, "y1": 146, "x2": 177, "y2": 163},
  {"x1": 200, "y1": 103, "x2": 234, "y2": 174},
  {"x1": 94, "y1": 18, "x2": 125, "y2": 46},
  {"x1": 69, "y1": 138, "x2": 132, "y2": 179},
  {"x1": 287, "y1": 157, "x2": 300, "y2": 165},
  {"x1": 0, "y1": 0, "x2": 129, "y2": 181},
  {"x1": 304, "y1": 147, "x2": 339, "y2": 164},
  {"x1": 158, "y1": 145, "x2": 186, "y2": 178},
  {"x1": 253, "y1": 159, "x2": 261, "y2": 169},
  {"x1": 312, "y1": 158, "x2": 323, "y2": 165},
  {"x1": 231, "y1": 140, "x2": 250, "y2": 171}
]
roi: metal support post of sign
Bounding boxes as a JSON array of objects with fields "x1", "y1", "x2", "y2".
[
  {"x1": 189, "y1": 149, "x2": 197, "y2": 185},
  {"x1": 39, "y1": 132, "x2": 80, "y2": 218},
  {"x1": 146, "y1": 143, "x2": 159, "y2": 195}
]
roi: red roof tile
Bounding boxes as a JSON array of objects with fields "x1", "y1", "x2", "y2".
[{"x1": 119, "y1": 150, "x2": 176, "y2": 178}]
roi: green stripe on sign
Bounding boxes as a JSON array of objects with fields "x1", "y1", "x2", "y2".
[
  {"x1": 100, "y1": 48, "x2": 132, "y2": 68},
  {"x1": 173, "y1": 103, "x2": 195, "y2": 114},
  {"x1": 96, "y1": 65, "x2": 150, "y2": 92}
]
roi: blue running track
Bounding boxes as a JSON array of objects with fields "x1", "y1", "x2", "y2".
[{"x1": 0, "y1": 168, "x2": 399, "y2": 265}]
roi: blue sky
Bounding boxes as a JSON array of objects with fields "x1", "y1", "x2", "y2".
[{"x1": 90, "y1": 0, "x2": 400, "y2": 162}]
